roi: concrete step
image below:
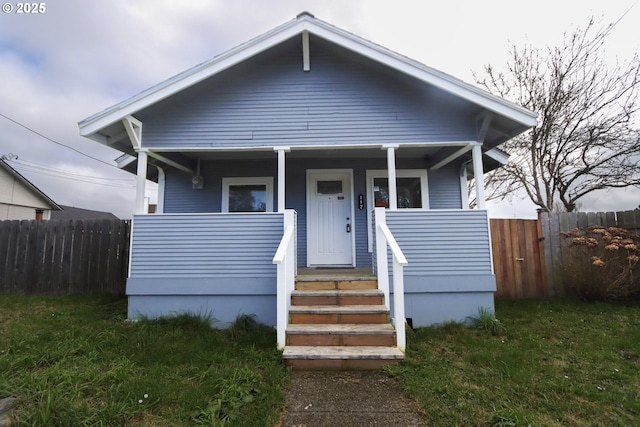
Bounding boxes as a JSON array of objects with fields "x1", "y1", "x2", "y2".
[
  {"x1": 286, "y1": 324, "x2": 396, "y2": 346},
  {"x1": 291, "y1": 289, "x2": 384, "y2": 306},
  {"x1": 283, "y1": 346, "x2": 404, "y2": 370},
  {"x1": 289, "y1": 305, "x2": 390, "y2": 324}
]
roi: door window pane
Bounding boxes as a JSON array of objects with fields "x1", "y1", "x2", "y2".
[
  {"x1": 228, "y1": 184, "x2": 267, "y2": 212},
  {"x1": 373, "y1": 177, "x2": 422, "y2": 208},
  {"x1": 317, "y1": 180, "x2": 343, "y2": 195}
]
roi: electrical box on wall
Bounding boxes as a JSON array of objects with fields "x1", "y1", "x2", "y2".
[{"x1": 192, "y1": 176, "x2": 204, "y2": 190}]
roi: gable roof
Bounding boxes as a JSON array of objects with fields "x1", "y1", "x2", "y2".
[
  {"x1": 79, "y1": 12, "x2": 537, "y2": 143},
  {"x1": 0, "y1": 159, "x2": 62, "y2": 211}
]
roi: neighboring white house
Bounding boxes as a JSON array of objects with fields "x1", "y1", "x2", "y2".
[{"x1": 0, "y1": 159, "x2": 61, "y2": 220}]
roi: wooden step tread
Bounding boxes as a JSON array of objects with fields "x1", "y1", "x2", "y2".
[
  {"x1": 283, "y1": 346, "x2": 404, "y2": 360},
  {"x1": 291, "y1": 289, "x2": 383, "y2": 296},
  {"x1": 289, "y1": 305, "x2": 389, "y2": 314},
  {"x1": 295, "y1": 281, "x2": 378, "y2": 291},
  {"x1": 286, "y1": 324, "x2": 395, "y2": 334},
  {"x1": 295, "y1": 274, "x2": 376, "y2": 282}
]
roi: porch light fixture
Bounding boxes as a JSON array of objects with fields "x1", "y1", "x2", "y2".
[
  {"x1": 192, "y1": 158, "x2": 204, "y2": 189},
  {"x1": 192, "y1": 175, "x2": 204, "y2": 189}
]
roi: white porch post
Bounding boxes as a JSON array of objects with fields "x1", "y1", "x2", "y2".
[
  {"x1": 460, "y1": 162, "x2": 470, "y2": 210},
  {"x1": 472, "y1": 144, "x2": 486, "y2": 210},
  {"x1": 156, "y1": 166, "x2": 165, "y2": 214},
  {"x1": 383, "y1": 144, "x2": 399, "y2": 210},
  {"x1": 275, "y1": 147, "x2": 290, "y2": 213},
  {"x1": 375, "y1": 208, "x2": 390, "y2": 307},
  {"x1": 135, "y1": 151, "x2": 148, "y2": 214}
]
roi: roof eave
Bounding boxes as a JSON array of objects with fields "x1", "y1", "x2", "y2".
[
  {"x1": 79, "y1": 13, "x2": 537, "y2": 141},
  {"x1": 79, "y1": 15, "x2": 308, "y2": 137},
  {"x1": 0, "y1": 160, "x2": 62, "y2": 211}
]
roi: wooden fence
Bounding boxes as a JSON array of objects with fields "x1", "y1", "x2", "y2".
[
  {"x1": 539, "y1": 209, "x2": 640, "y2": 298},
  {"x1": 490, "y1": 218, "x2": 547, "y2": 299},
  {"x1": 2, "y1": 210, "x2": 638, "y2": 297},
  {"x1": 0, "y1": 219, "x2": 130, "y2": 294},
  {"x1": 491, "y1": 209, "x2": 640, "y2": 298}
]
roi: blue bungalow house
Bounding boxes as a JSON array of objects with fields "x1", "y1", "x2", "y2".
[{"x1": 79, "y1": 12, "x2": 536, "y2": 367}]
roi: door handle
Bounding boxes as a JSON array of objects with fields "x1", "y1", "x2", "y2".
[{"x1": 346, "y1": 224, "x2": 351, "y2": 233}]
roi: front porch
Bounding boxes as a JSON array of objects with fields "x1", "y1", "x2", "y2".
[{"x1": 126, "y1": 207, "x2": 496, "y2": 367}]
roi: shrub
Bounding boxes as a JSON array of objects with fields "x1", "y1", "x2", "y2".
[
  {"x1": 467, "y1": 307, "x2": 507, "y2": 336},
  {"x1": 560, "y1": 226, "x2": 640, "y2": 300}
]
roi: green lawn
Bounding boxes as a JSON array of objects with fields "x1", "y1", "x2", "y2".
[
  {"x1": 390, "y1": 299, "x2": 640, "y2": 427},
  {"x1": 1, "y1": 296, "x2": 638, "y2": 426},
  {"x1": 0, "y1": 295, "x2": 287, "y2": 426}
]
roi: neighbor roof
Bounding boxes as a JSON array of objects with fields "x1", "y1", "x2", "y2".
[
  {"x1": 51, "y1": 205, "x2": 119, "y2": 220},
  {"x1": 79, "y1": 12, "x2": 537, "y2": 142},
  {"x1": 0, "y1": 159, "x2": 62, "y2": 211}
]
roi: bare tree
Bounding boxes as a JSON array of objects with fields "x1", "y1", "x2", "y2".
[{"x1": 475, "y1": 16, "x2": 640, "y2": 212}]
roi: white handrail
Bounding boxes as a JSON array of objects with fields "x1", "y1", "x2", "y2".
[
  {"x1": 273, "y1": 210, "x2": 296, "y2": 350},
  {"x1": 377, "y1": 222, "x2": 408, "y2": 265},
  {"x1": 273, "y1": 225, "x2": 294, "y2": 264},
  {"x1": 374, "y1": 208, "x2": 408, "y2": 352}
]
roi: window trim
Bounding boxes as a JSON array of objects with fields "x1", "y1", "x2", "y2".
[
  {"x1": 221, "y1": 177, "x2": 274, "y2": 213},
  {"x1": 366, "y1": 169, "x2": 429, "y2": 252}
]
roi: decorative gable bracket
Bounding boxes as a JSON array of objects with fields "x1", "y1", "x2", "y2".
[
  {"x1": 122, "y1": 115, "x2": 143, "y2": 151},
  {"x1": 302, "y1": 31, "x2": 310, "y2": 72}
]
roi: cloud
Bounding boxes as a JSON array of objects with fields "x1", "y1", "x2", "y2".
[{"x1": 1, "y1": 0, "x2": 638, "y2": 219}]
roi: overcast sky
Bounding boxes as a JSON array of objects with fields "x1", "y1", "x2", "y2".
[{"x1": 1, "y1": 0, "x2": 639, "y2": 219}]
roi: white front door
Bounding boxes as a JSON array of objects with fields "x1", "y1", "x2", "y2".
[{"x1": 307, "y1": 170, "x2": 354, "y2": 266}]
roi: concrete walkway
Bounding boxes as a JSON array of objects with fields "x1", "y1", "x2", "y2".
[{"x1": 277, "y1": 371, "x2": 428, "y2": 427}]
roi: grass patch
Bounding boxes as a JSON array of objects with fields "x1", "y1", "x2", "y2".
[
  {"x1": 389, "y1": 299, "x2": 640, "y2": 426},
  {"x1": 0, "y1": 295, "x2": 288, "y2": 426},
  {"x1": 4, "y1": 296, "x2": 639, "y2": 426}
]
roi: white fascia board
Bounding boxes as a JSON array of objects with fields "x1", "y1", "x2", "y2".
[
  {"x1": 306, "y1": 20, "x2": 537, "y2": 127},
  {"x1": 79, "y1": 19, "x2": 307, "y2": 137},
  {"x1": 79, "y1": 14, "x2": 536, "y2": 140}
]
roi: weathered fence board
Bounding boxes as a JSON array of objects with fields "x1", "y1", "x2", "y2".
[
  {"x1": 0, "y1": 219, "x2": 130, "y2": 295},
  {"x1": 618, "y1": 209, "x2": 640, "y2": 231},
  {"x1": 3, "y1": 209, "x2": 637, "y2": 298},
  {"x1": 537, "y1": 209, "x2": 639, "y2": 297},
  {"x1": 492, "y1": 209, "x2": 639, "y2": 299}
]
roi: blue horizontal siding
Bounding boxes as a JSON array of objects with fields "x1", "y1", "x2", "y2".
[
  {"x1": 162, "y1": 158, "x2": 462, "y2": 268},
  {"x1": 163, "y1": 160, "x2": 277, "y2": 213},
  {"x1": 428, "y1": 167, "x2": 462, "y2": 209},
  {"x1": 128, "y1": 294, "x2": 277, "y2": 327},
  {"x1": 139, "y1": 36, "x2": 475, "y2": 149},
  {"x1": 130, "y1": 213, "x2": 283, "y2": 278},
  {"x1": 384, "y1": 210, "x2": 492, "y2": 275}
]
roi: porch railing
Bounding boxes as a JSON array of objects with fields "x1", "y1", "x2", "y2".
[
  {"x1": 374, "y1": 207, "x2": 408, "y2": 352},
  {"x1": 273, "y1": 210, "x2": 297, "y2": 349}
]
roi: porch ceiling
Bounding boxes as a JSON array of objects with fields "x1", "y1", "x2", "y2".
[
  {"x1": 119, "y1": 143, "x2": 506, "y2": 182},
  {"x1": 179, "y1": 146, "x2": 442, "y2": 160}
]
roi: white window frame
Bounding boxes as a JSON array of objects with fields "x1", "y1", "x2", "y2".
[
  {"x1": 366, "y1": 169, "x2": 429, "y2": 252},
  {"x1": 221, "y1": 177, "x2": 274, "y2": 213}
]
